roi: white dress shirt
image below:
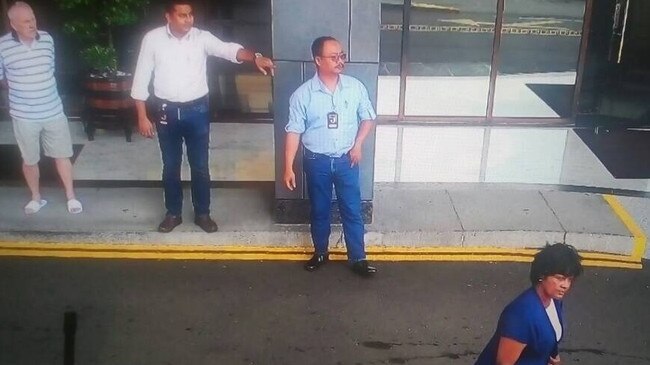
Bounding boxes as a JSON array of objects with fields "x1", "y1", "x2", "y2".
[{"x1": 131, "y1": 25, "x2": 243, "y2": 103}]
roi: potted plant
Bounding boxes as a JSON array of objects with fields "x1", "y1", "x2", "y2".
[
  {"x1": 56, "y1": 0, "x2": 150, "y2": 141},
  {"x1": 57, "y1": 0, "x2": 149, "y2": 76}
]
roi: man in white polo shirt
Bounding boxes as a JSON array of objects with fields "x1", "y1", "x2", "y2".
[
  {"x1": 132, "y1": 0, "x2": 274, "y2": 233},
  {"x1": 0, "y1": 1, "x2": 82, "y2": 215}
]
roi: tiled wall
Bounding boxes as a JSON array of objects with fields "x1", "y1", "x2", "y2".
[{"x1": 375, "y1": 125, "x2": 650, "y2": 192}]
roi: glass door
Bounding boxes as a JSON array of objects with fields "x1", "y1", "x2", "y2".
[{"x1": 576, "y1": 0, "x2": 650, "y2": 128}]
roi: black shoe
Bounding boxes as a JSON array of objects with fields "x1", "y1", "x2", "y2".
[
  {"x1": 304, "y1": 254, "x2": 329, "y2": 272},
  {"x1": 351, "y1": 260, "x2": 377, "y2": 277},
  {"x1": 158, "y1": 214, "x2": 182, "y2": 233},
  {"x1": 194, "y1": 215, "x2": 218, "y2": 233}
]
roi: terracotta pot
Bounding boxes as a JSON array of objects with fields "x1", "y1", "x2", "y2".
[{"x1": 84, "y1": 74, "x2": 133, "y2": 110}]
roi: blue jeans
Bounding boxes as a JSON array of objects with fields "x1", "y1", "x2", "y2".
[
  {"x1": 303, "y1": 149, "x2": 366, "y2": 262},
  {"x1": 155, "y1": 96, "x2": 211, "y2": 216}
]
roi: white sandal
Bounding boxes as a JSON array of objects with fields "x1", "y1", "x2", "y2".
[
  {"x1": 67, "y1": 199, "x2": 83, "y2": 214},
  {"x1": 24, "y1": 199, "x2": 47, "y2": 215}
]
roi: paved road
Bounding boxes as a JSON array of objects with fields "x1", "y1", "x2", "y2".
[{"x1": 1, "y1": 258, "x2": 648, "y2": 364}]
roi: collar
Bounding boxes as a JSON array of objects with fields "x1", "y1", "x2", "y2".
[
  {"x1": 309, "y1": 73, "x2": 347, "y2": 94},
  {"x1": 166, "y1": 24, "x2": 193, "y2": 41},
  {"x1": 11, "y1": 30, "x2": 40, "y2": 44}
]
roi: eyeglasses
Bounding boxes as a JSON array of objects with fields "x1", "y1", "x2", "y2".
[{"x1": 319, "y1": 53, "x2": 347, "y2": 62}]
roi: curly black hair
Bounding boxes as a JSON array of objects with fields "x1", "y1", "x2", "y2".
[{"x1": 529, "y1": 243, "x2": 583, "y2": 285}]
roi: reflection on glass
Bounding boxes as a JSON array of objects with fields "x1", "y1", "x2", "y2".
[
  {"x1": 206, "y1": 0, "x2": 272, "y2": 115},
  {"x1": 493, "y1": 0, "x2": 586, "y2": 118},
  {"x1": 404, "y1": 0, "x2": 497, "y2": 116},
  {"x1": 378, "y1": 0, "x2": 404, "y2": 116}
]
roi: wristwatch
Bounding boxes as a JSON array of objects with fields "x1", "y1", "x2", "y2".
[{"x1": 254, "y1": 52, "x2": 263, "y2": 59}]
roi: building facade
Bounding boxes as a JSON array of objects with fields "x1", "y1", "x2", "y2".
[
  {"x1": 1, "y1": 0, "x2": 647, "y2": 218},
  {"x1": 271, "y1": 0, "x2": 650, "y2": 222}
]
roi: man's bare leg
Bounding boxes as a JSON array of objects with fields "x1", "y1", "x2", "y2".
[
  {"x1": 23, "y1": 162, "x2": 41, "y2": 201},
  {"x1": 54, "y1": 158, "x2": 76, "y2": 200}
]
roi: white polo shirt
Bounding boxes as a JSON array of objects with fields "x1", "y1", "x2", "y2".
[{"x1": 131, "y1": 25, "x2": 243, "y2": 103}]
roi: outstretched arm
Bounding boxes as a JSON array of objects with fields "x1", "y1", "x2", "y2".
[{"x1": 236, "y1": 49, "x2": 275, "y2": 76}]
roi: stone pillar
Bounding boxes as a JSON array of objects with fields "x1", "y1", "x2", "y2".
[{"x1": 272, "y1": 0, "x2": 380, "y2": 223}]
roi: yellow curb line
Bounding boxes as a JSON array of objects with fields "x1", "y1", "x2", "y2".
[
  {"x1": 0, "y1": 241, "x2": 641, "y2": 269},
  {"x1": 603, "y1": 195, "x2": 647, "y2": 261}
]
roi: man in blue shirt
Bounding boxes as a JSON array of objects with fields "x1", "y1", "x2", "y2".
[{"x1": 283, "y1": 36, "x2": 377, "y2": 277}]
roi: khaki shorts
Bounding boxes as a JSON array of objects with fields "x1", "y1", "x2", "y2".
[{"x1": 12, "y1": 116, "x2": 73, "y2": 165}]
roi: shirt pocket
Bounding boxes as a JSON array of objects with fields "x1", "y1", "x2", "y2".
[
  {"x1": 341, "y1": 97, "x2": 359, "y2": 129},
  {"x1": 340, "y1": 90, "x2": 361, "y2": 121}
]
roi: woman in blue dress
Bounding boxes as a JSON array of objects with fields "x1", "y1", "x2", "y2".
[{"x1": 474, "y1": 243, "x2": 583, "y2": 365}]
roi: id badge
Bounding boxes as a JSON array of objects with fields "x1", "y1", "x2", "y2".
[
  {"x1": 327, "y1": 112, "x2": 338, "y2": 129},
  {"x1": 159, "y1": 103, "x2": 168, "y2": 125}
]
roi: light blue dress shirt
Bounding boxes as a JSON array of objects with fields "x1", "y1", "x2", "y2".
[{"x1": 285, "y1": 73, "x2": 376, "y2": 157}]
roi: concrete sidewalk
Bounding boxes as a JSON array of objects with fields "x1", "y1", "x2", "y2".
[{"x1": 0, "y1": 183, "x2": 647, "y2": 265}]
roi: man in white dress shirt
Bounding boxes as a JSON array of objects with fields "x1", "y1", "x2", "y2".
[{"x1": 131, "y1": 0, "x2": 274, "y2": 233}]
